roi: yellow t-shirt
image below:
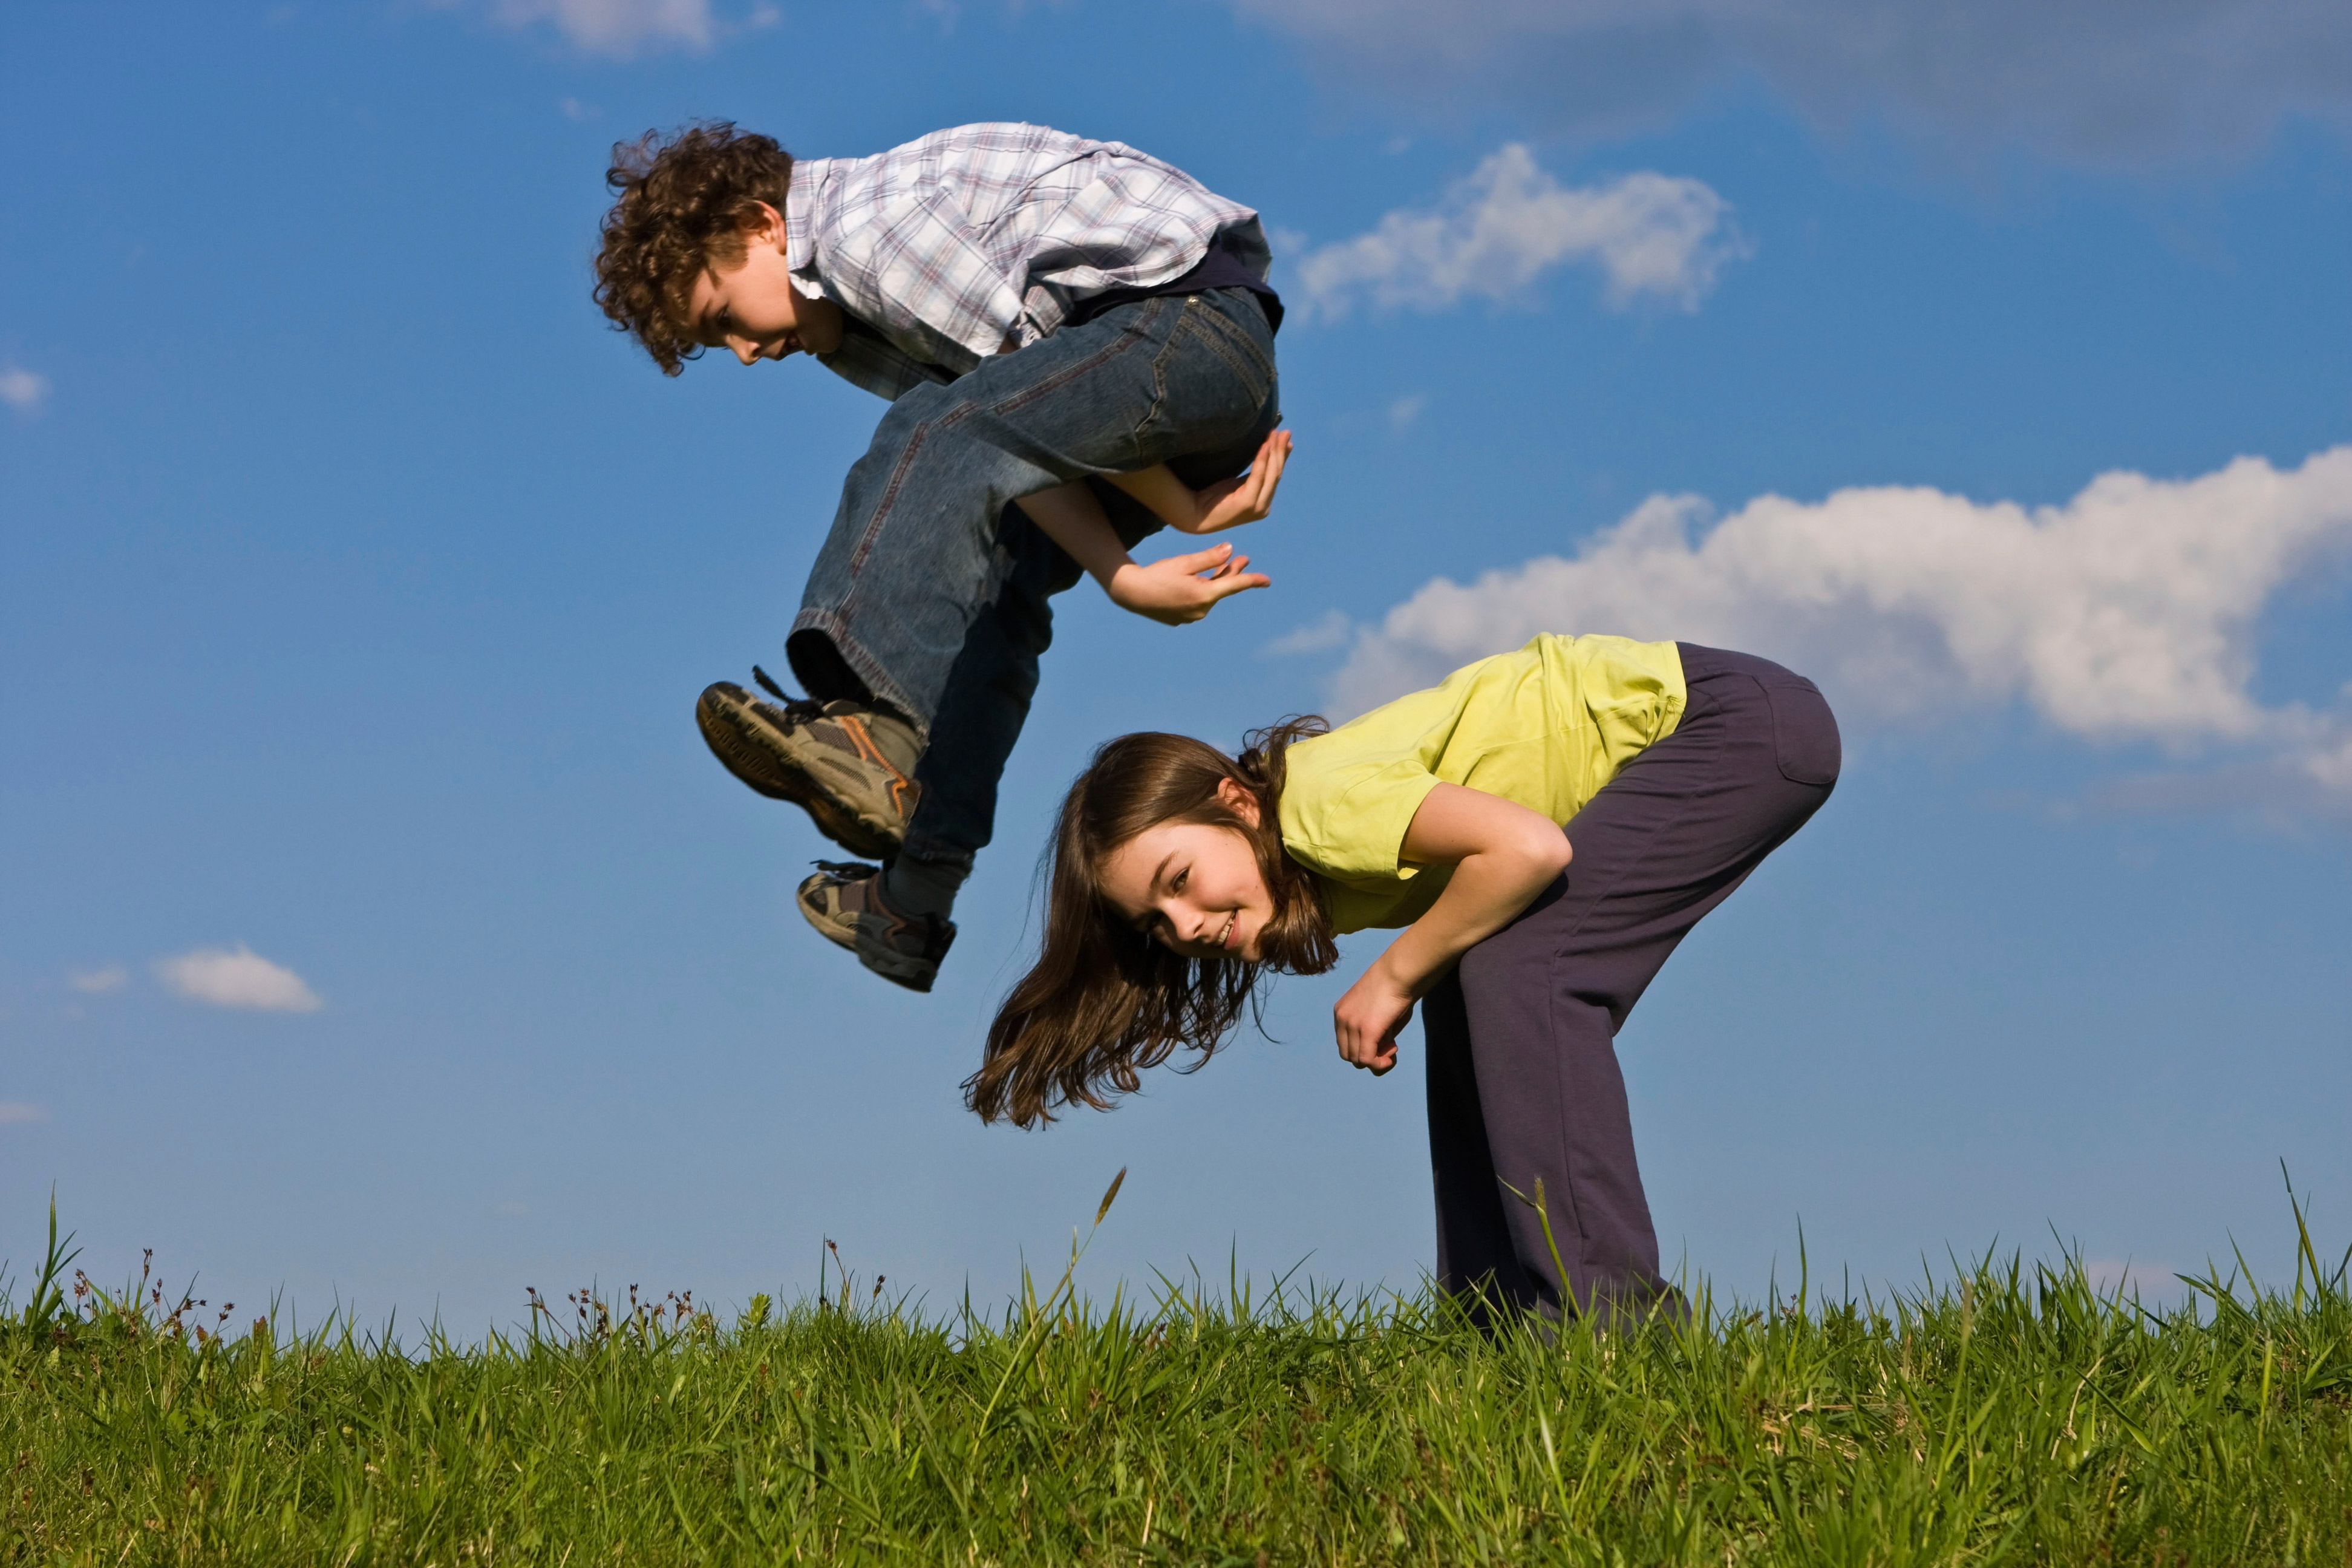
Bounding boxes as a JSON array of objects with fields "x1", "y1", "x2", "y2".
[{"x1": 1277, "y1": 635, "x2": 1687, "y2": 933}]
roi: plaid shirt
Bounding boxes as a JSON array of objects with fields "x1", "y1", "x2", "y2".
[{"x1": 783, "y1": 123, "x2": 1270, "y2": 402}]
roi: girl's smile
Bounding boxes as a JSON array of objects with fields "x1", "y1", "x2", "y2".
[{"x1": 1097, "y1": 779, "x2": 1274, "y2": 962}]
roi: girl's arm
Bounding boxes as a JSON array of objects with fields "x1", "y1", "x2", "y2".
[
  {"x1": 1330, "y1": 783, "x2": 1573, "y2": 1075},
  {"x1": 1019, "y1": 480, "x2": 1270, "y2": 626},
  {"x1": 1104, "y1": 430, "x2": 1292, "y2": 535}
]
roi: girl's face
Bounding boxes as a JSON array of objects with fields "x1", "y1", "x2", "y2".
[{"x1": 1099, "y1": 780, "x2": 1275, "y2": 962}]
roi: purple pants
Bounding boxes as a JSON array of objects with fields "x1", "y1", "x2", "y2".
[{"x1": 1422, "y1": 644, "x2": 1840, "y2": 1327}]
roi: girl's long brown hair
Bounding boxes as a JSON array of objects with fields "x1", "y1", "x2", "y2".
[{"x1": 968, "y1": 719, "x2": 1339, "y2": 1127}]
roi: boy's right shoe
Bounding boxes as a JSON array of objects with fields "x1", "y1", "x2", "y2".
[
  {"x1": 695, "y1": 670, "x2": 923, "y2": 861},
  {"x1": 795, "y1": 861, "x2": 957, "y2": 994}
]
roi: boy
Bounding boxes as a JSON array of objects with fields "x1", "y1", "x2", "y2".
[{"x1": 593, "y1": 122, "x2": 1289, "y2": 991}]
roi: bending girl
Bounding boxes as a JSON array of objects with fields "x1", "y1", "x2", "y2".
[{"x1": 975, "y1": 635, "x2": 1841, "y2": 1325}]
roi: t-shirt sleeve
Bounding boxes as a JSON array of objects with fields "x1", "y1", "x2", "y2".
[{"x1": 1278, "y1": 744, "x2": 1444, "y2": 887}]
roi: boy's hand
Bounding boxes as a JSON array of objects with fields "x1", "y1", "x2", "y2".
[
  {"x1": 1174, "y1": 430, "x2": 1293, "y2": 535},
  {"x1": 1108, "y1": 430, "x2": 1295, "y2": 537},
  {"x1": 1106, "y1": 542, "x2": 1270, "y2": 626}
]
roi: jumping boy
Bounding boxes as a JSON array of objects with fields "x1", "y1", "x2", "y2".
[{"x1": 593, "y1": 122, "x2": 1290, "y2": 992}]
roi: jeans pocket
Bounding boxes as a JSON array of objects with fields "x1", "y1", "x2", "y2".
[
  {"x1": 1151, "y1": 296, "x2": 1274, "y2": 440},
  {"x1": 1763, "y1": 679, "x2": 1841, "y2": 786}
]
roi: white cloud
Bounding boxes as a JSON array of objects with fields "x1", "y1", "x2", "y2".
[
  {"x1": 0, "y1": 1102, "x2": 47, "y2": 1126},
  {"x1": 1388, "y1": 394, "x2": 1428, "y2": 431},
  {"x1": 155, "y1": 945, "x2": 323, "y2": 1013},
  {"x1": 1328, "y1": 447, "x2": 2352, "y2": 795},
  {"x1": 1225, "y1": 0, "x2": 2352, "y2": 170},
  {"x1": 1263, "y1": 607, "x2": 1357, "y2": 658},
  {"x1": 2085, "y1": 750, "x2": 2352, "y2": 824},
  {"x1": 469, "y1": 0, "x2": 712, "y2": 54},
  {"x1": 67, "y1": 965, "x2": 127, "y2": 995},
  {"x1": 1292, "y1": 146, "x2": 1744, "y2": 321},
  {"x1": 1, "y1": 365, "x2": 49, "y2": 413}
]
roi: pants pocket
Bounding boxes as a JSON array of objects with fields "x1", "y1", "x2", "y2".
[
  {"x1": 1763, "y1": 679, "x2": 1841, "y2": 786},
  {"x1": 1143, "y1": 296, "x2": 1274, "y2": 451}
]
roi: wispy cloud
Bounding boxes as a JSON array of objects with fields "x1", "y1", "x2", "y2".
[
  {"x1": 462, "y1": 0, "x2": 713, "y2": 55},
  {"x1": 67, "y1": 965, "x2": 128, "y2": 995},
  {"x1": 1325, "y1": 446, "x2": 2352, "y2": 807},
  {"x1": 1291, "y1": 146, "x2": 1746, "y2": 322},
  {"x1": 0, "y1": 1102, "x2": 47, "y2": 1126},
  {"x1": 1262, "y1": 607, "x2": 1357, "y2": 658},
  {"x1": 1223, "y1": 0, "x2": 2352, "y2": 171},
  {"x1": 1, "y1": 364, "x2": 50, "y2": 414},
  {"x1": 155, "y1": 945, "x2": 323, "y2": 1013}
]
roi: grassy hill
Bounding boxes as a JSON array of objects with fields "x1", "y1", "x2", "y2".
[{"x1": 5, "y1": 1192, "x2": 2348, "y2": 1565}]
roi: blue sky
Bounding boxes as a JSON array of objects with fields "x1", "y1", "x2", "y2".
[{"x1": 4, "y1": 0, "x2": 2349, "y2": 1335}]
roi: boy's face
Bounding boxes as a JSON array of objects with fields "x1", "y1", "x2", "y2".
[{"x1": 687, "y1": 202, "x2": 844, "y2": 365}]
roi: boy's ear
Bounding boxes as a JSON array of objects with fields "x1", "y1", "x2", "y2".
[
  {"x1": 733, "y1": 201, "x2": 787, "y2": 247},
  {"x1": 1216, "y1": 776, "x2": 1262, "y2": 829}
]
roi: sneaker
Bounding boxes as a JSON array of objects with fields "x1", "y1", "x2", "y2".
[
  {"x1": 795, "y1": 861, "x2": 957, "y2": 993},
  {"x1": 696, "y1": 667, "x2": 922, "y2": 860}
]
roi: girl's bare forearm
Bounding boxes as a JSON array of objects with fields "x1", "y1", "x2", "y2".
[
  {"x1": 1375, "y1": 783, "x2": 1575, "y2": 998},
  {"x1": 1373, "y1": 847, "x2": 1566, "y2": 997}
]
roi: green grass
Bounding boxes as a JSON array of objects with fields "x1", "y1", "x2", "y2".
[{"x1": 5, "y1": 1181, "x2": 2350, "y2": 1566}]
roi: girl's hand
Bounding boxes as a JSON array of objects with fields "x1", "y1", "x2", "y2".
[
  {"x1": 1106, "y1": 542, "x2": 1270, "y2": 626},
  {"x1": 1333, "y1": 967, "x2": 1416, "y2": 1075},
  {"x1": 1330, "y1": 786, "x2": 1574, "y2": 1079},
  {"x1": 1176, "y1": 430, "x2": 1293, "y2": 535}
]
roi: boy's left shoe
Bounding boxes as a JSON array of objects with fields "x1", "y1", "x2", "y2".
[
  {"x1": 795, "y1": 861, "x2": 956, "y2": 994},
  {"x1": 696, "y1": 669, "x2": 923, "y2": 861}
]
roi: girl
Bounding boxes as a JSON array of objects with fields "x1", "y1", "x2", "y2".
[{"x1": 973, "y1": 635, "x2": 1840, "y2": 1325}]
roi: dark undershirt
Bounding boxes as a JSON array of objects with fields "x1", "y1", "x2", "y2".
[
  {"x1": 833, "y1": 232, "x2": 1282, "y2": 381},
  {"x1": 1064, "y1": 234, "x2": 1284, "y2": 335}
]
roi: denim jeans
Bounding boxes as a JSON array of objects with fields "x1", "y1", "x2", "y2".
[{"x1": 786, "y1": 286, "x2": 1280, "y2": 870}]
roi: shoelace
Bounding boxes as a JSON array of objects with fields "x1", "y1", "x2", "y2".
[{"x1": 749, "y1": 665, "x2": 825, "y2": 731}]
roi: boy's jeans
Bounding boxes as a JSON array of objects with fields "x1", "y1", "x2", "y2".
[{"x1": 786, "y1": 286, "x2": 1280, "y2": 874}]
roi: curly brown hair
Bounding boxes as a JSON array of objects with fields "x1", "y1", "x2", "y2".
[
  {"x1": 593, "y1": 123, "x2": 794, "y2": 376},
  {"x1": 967, "y1": 718, "x2": 1340, "y2": 1128}
]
